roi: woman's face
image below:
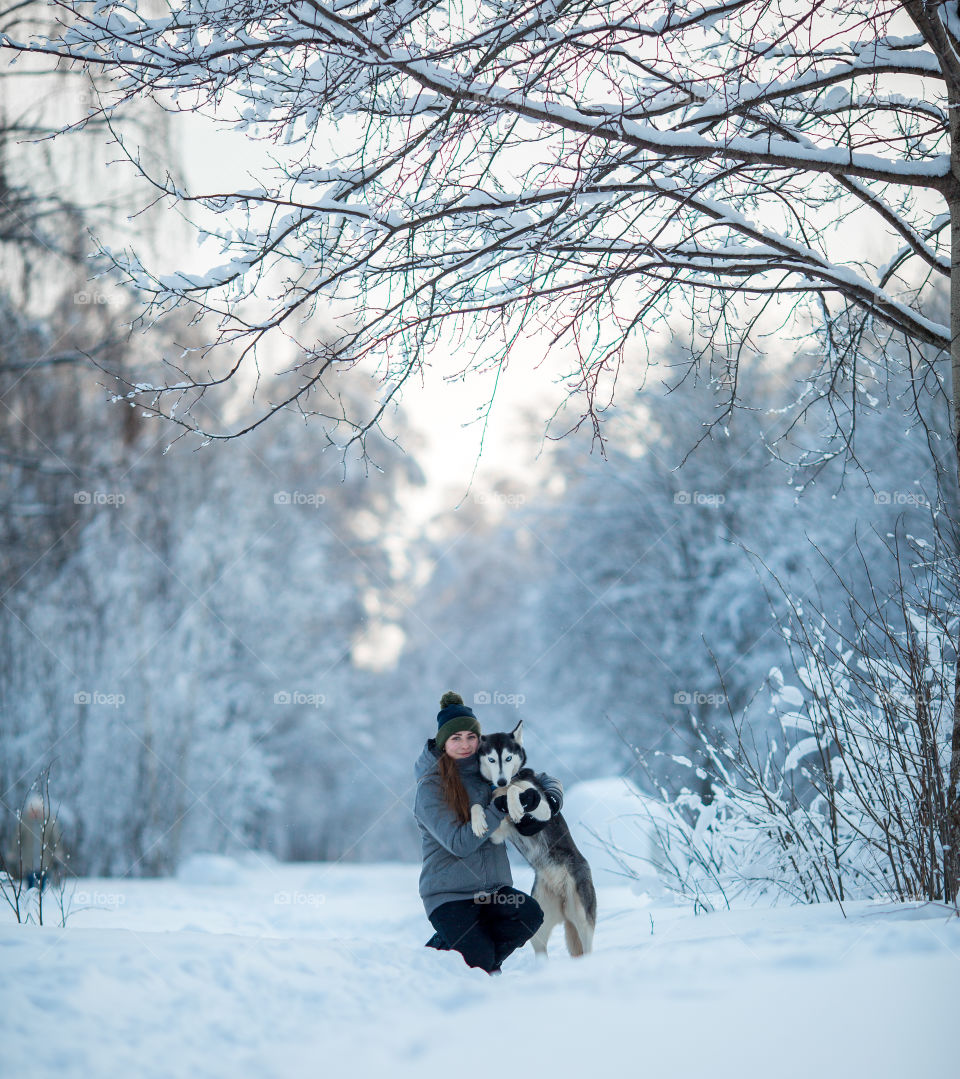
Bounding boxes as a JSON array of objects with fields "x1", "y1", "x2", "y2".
[{"x1": 444, "y1": 730, "x2": 479, "y2": 759}]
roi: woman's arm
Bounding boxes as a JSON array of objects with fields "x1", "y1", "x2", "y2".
[
  {"x1": 512, "y1": 773, "x2": 564, "y2": 836},
  {"x1": 536, "y1": 772, "x2": 563, "y2": 814},
  {"x1": 414, "y1": 778, "x2": 507, "y2": 857},
  {"x1": 492, "y1": 772, "x2": 563, "y2": 816}
]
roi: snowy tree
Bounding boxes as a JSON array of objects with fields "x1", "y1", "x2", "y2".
[
  {"x1": 5, "y1": 1, "x2": 960, "y2": 890},
  {"x1": 0, "y1": 3, "x2": 951, "y2": 449},
  {"x1": 0, "y1": 21, "x2": 424, "y2": 871},
  {"x1": 380, "y1": 356, "x2": 941, "y2": 823},
  {"x1": 0, "y1": 402, "x2": 421, "y2": 873}
]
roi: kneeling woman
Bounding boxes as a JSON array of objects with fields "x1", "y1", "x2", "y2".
[{"x1": 414, "y1": 691, "x2": 558, "y2": 974}]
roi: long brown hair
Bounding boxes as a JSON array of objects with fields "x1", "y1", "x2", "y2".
[{"x1": 437, "y1": 753, "x2": 472, "y2": 824}]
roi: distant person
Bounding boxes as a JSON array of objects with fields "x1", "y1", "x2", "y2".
[
  {"x1": 15, "y1": 793, "x2": 65, "y2": 891},
  {"x1": 413, "y1": 691, "x2": 561, "y2": 974}
]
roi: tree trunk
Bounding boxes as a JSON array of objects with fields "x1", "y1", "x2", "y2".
[{"x1": 947, "y1": 74, "x2": 960, "y2": 902}]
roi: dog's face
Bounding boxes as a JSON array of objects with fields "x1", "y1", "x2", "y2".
[{"x1": 477, "y1": 722, "x2": 526, "y2": 787}]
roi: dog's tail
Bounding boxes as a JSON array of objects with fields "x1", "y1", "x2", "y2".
[{"x1": 580, "y1": 869, "x2": 598, "y2": 926}]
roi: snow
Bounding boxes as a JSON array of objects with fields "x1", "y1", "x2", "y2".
[
  {"x1": 400, "y1": 58, "x2": 950, "y2": 185},
  {"x1": 175, "y1": 852, "x2": 248, "y2": 886},
  {"x1": 563, "y1": 776, "x2": 675, "y2": 890},
  {"x1": 784, "y1": 735, "x2": 822, "y2": 772},
  {"x1": 3, "y1": 858, "x2": 956, "y2": 1078},
  {"x1": 775, "y1": 683, "x2": 805, "y2": 708}
]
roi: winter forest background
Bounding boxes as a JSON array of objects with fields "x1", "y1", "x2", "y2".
[{"x1": 1, "y1": 2, "x2": 958, "y2": 905}]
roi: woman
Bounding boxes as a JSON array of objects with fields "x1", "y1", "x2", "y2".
[{"x1": 413, "y1": 691, "x2": 563, "y2": 974}]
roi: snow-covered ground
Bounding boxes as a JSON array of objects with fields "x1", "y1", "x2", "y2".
[{"x1": 3, "y1": 854, "x2": 957, "y2": 1079}]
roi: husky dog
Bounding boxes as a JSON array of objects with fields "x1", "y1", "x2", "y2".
[{"x1": 470, "y1": 721, "x2": 597, "y2": 957}]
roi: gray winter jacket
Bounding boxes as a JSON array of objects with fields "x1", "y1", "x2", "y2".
[
  {"x1": 413, "y1": 740, "x2": 564, "y2": 916},
  {"x1": 414, "y1": 740, "x2": 513, "y2": 915}
]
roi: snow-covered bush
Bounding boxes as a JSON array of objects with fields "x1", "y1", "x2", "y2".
[{"x1": 640, "y1": 531, "x2": 958, "y2": 908}]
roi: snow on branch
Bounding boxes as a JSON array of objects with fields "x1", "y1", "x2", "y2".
[{"x1": 4, "y1": 0, "x2": 955, "y2": 444}]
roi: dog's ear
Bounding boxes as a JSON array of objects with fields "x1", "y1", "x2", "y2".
[{"x1": 511, "y1": 720, "x2": 524, "y2": 745}]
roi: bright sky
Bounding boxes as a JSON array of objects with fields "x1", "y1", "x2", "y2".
[{"x1": 171, "y1": 110, "x2": 576, "y2": 506}]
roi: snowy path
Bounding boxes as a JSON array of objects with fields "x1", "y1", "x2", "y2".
[{"x1": 3, "y1": 859, "x2": 958, "y2": 1078}]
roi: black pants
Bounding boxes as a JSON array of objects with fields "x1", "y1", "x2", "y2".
[{"x1": 428, "y1": 887, "x2": 544, "y2": 973}]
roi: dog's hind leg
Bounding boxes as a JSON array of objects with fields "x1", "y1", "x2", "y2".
[
  {"x1": 530, "y1": 877, "x2": 563, "y2": 957},
  {"x1": 562, "y1": 880, "x2": 595, "y2": 957},
  {"x1": 574, "y1": 912, "x2": 594, "y2": 955},
  {"x1": 563, "y1": 919, "x2": 584, "y2": 957}
]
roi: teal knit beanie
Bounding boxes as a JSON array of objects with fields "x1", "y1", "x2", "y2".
[{"x1": 435, "y1": 691, "x2": 481, "y2": 750}]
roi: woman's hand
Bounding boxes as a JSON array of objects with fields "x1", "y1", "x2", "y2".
[
  {"x1": 492, "y1": 782, "x2": 544, "y2": 820},
  {"x1": 519, "y1": 787, "x2": 542, "y2": 812}
]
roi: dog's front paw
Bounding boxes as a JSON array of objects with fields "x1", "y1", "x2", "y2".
[
  {"x1": 470, "y1": 804, "x2": 489, "y2": 837},
  {"x1": 506, "y1": 786, "x2": 526, "y2": 823}
]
